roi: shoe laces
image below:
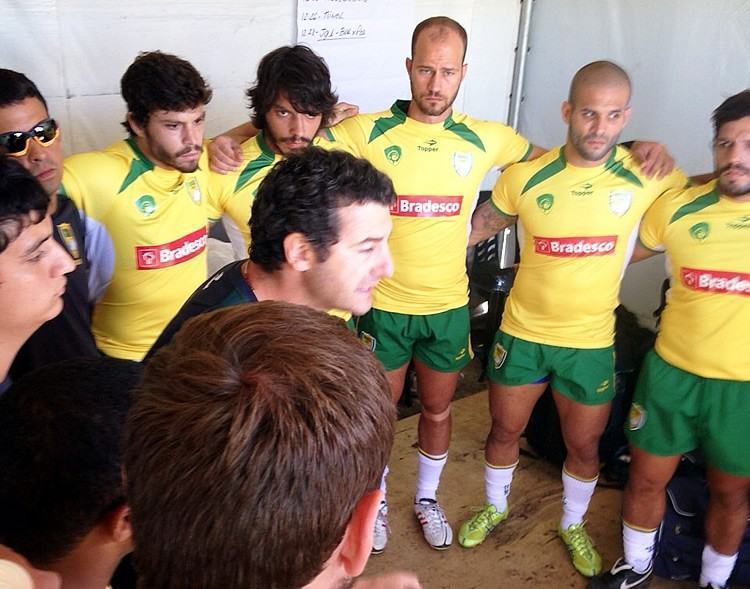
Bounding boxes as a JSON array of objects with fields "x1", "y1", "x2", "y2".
[
  {"x1": 419, "y1": 501, "x2": 447, "y2": 533},
  {"x1": 566, "y1": 523, "x2": 595, "y2": 557},
  {"x1": 467, "y1": 505, "x2": 497, "y2": 530},
  {"x1": 374, "y1": 503, "x2": 389, "y2": 533}
]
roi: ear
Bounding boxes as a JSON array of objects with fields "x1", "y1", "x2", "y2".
[
  {"x1": 337, "y1": 490, "x2": 383, "y2": 578},
  {"x1": 103, "y1": 503, "x2": 132, "y2": 545},
  {"x1": 282, "y1": 233, "x2": 316, "y2": 272},
  {"x1": 405, "y1": 57, "x2": 413, "y2": 76},
  {"x1": 561, "y1": 100, "x2": 572, "y2": 125},
  {"x1": 127, "y1": 113, "x2": 146, "y2": 138}
]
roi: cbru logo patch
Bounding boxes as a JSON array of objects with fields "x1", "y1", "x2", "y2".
[
  {"x1": 534, "y1": 235, "x2": 617, "y2": 257},
  {"x1": 384, "y1": 145, "x2": 402, "y2": 166},
  {"x1": 135, "y1": 227, "x2": 207, "y2": 270},
  {"x1": 628, "y1": 403, "x2": 647, "y2": 430},
  {"x1": 536, "y1": 193, "x2": 554, "y2": 214},
  {"x1": 689, "y1": 222, "x2": 709, "y2": 241},
  {"x1": 493, "y1": 342, "x2": 507, "y2": 370},
  {"x1": 359, "y1": 331, "x2": 376, "y2": 351},
  {"x1": 390, "y1": 195, "x2": 462, "y2": 217},
  {"x1": 56, "y1": 222, "x2": 81, "y2": 264},
  {"x1": 135, "y1": 194, "x2": 157, "y2": 217}
]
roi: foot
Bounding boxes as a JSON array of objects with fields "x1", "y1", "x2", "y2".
[
  {"x1": 413, "y1": 498, "x2": 453, "y2": 550},
  {"x1": 559, "y1": 522, "x2": 602, "y2": 577},
  {"x1": 371, "y1": 500, "x2": 389, "y2": 554},
  {"x1": 587, "y1": 557, "x2": 653, "y2": 588},
  {"x1": 458, "y1": 503, "x2": 508, "y2": 548}
]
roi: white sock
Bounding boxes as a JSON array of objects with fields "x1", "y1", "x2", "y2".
[
  {"x1": 379, "y1": 465, "x2": 389, "y2": 494},
  {"x1": 560, "y1": 467, "x2": 597, "y2": 530},
  {"x1": 415, "y1": 449, "x2": 447, "y2": 501},
  {"x1": 485, "y1": 460, "x2": 517, "y2": 512},
  {"x1": 699, "y1": 544, "x2": 737, "y2": 587},
  {"x1": 622, "y1": 521, "x2": 658, "y2": 574}
]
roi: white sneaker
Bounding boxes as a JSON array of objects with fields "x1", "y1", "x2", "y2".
[
  {"x1": 372, "y1": 500, "x2": 389, "y2": 554},
  {"x1": 413, "y1": 498, "x2": 453, "y2": 550}
]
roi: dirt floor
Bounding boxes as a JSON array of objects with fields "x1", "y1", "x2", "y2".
[{"x1": 363, "y1": 372, "x2": 706, "y2": 589}]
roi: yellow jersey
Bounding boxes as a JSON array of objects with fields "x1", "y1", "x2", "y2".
[
  {"x1": 328, "y1": 100, "x2": 532, "y2": 314},
  {"x1": 62, "y1": 138, "x2": 220, "y2": 360},
  {"x1": 210, "y1": 132, "x2": 281, "y2": 259},
  {"x1": 640, "y1": 181, "x2": 750, "y2": 380},
  {"x1": 493, "y1": 145, "x2": 687, "y2": 348}
]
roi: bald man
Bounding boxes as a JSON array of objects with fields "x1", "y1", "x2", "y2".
[{"x1": 458, "y1": 61, "x2": 688, "y2": 577}]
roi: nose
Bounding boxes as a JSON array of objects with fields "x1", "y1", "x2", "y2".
[
  {"x1": 289, "y1": 112, "x2": 306, "y2": 136},
  {"x1": 426, "y1": 72, "x2": 440, "y2": 94},
  {"x1": 377, "y1": 243, "x2": 394, "y2": 279},
  {"x1": 26, "y1": 138, "x2": 48, "y2": 163},
  {"x1": 182, "y1": 124, "x2": 201, "y2": 147},
  {"x1": 51, "y1": 240, "x2": 75, "y2": 276}
]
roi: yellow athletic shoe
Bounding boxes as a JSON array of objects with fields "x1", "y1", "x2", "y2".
[
  {"x1": 559, "y1": 522, "x2": 602, "y2": 577},
  {"x1": 458, "y1": 503, "x2": 508, "y2": 548}
]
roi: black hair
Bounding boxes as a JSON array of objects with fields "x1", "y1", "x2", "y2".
[
  {"x1": 713, "y1": 90, "x2": 750, "y2": 137},
  {"x1": 249, "y1": 147, "x2": 395, "y2": 271},
  {"x1": 121, "y1": 51, "x2": 212, "y2": 134},
  {"x1": 0, "y1": 156, "x2": 50, "y2": 253},
  {"x1": 0, "y1": 357, "x2": 142, "y2": 565},
  {"x1": 246, "y1": 45, "x2": 338, "y2": 129},
  {"x1": 0, "y1": 69, "x2": 48, "y2": 111}
]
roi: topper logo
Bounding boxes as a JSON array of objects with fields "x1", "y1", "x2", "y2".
[
  {"x1": 681, "y1": 267, "x2": 750, "y2": 296},
  {"x1": 135, "y1": 227, "x2": 207, "y2": 270},
  {"x1": 390, "y1": 195, "x2": 462, "y2": 218},
  {"x1": 534, "y1": 235, "x2": 617, "y2": 257}
]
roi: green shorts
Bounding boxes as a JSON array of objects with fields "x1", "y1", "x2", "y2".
[
  {"x1": 627, "y1": 350, "x2": 750, "y2": 476},
  {"x1": 356, "y1": 307, "x2": 473, "y2": 372},
  {"x1": 486, "y1": 331, "x2": 615, "y2": 405}
]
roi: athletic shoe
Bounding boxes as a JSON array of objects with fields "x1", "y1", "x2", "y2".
[
  {"x1": 413, "y1": 498, "x2": 453, "y2": 549},
  {"x1": 371, "y1": 500, "x2": 389, "y2": 554},
  {"x1": 458, "y1": 503, "x2": 509, "y2": 548},
  {"x1": 559, "y1": 522, "x2": 602, "y2": 577},
  {"x1": 587, "y1": 557, "x2": 653, "y2": 588}
]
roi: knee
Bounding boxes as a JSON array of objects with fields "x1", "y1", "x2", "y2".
[
  {"x1": 421, "y1": 404, "x2": 451, "y2": 424},
  {"x1": 564, "y1": 436, "x2": 600, "y2": 464},
  {"x1": 488, "y1": 420, "x2": 524, "y2": 444},
  {"x1": 710, "y1": 487, "x2": 749, "y2": 513},
  {"x1": 626, "y1": 471, "x2": 669, "y2": 497}
]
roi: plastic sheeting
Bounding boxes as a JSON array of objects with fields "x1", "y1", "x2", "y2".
[{"x1": 2, "y1": 0, "x2": 521, "y2": 161}]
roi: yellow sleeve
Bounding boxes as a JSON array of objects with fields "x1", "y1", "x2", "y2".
[
  {"x1": 491, "y1": 123, "x2": 533, "y2": 168},
  {"x1": 639, "y1": 190, "x2": 676, "y2": 251},
  {"x1": 490, "y1": 165, "x2": 522, "y2": 217},
  {"x1": 206, "y1": 169, "x2": 235, "y2": 222},
  {"x1": 321, "y1": 116, "x2": 369, "y2": 157}
]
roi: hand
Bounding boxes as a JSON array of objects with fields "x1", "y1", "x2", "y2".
[
  {"x1": 353, "y1": 571, "x2": 422, "y2": 589},
  {"x1": 629, "y1": 141, "x2": 675, "y2": 179},
  {"x1": 326, "y1": 101, "x2": 359, "y2": 127},
  {"x1": 208, "y1": 136, "x2": 243, "y2": 174},
  {"x1": 0, "y1": 545, "x2": 61, "y2": 589}
]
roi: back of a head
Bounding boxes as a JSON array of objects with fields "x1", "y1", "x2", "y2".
[
  {"x1": 120, "y1": 50, "x2": 213, "y2": 134},
  {"x1": 0, "y1": 156, "x2": 50, "y2": 253},
  {"x1": 125, "y1": 301, "x2": 395, "y2": 589},
  {"x1": 0, "y1": 357, "x2": 142, "y2": 566},
  {"x1": 247, "y1": 45, "x2": 338, "y2": 129},
  {"x1": 568, "y1": 60, "x2": 631, "y2": 105},
  {"x1": 249, "y1": 146, "x2": 395, "y2": 272},
  {"x1": 0, "y1": 69, "x2": 47, "y2": 110}
]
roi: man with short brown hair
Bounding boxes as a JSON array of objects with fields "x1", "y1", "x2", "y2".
[{"x1": 126, "y1": 302, "x2": 418, "y2": 589}]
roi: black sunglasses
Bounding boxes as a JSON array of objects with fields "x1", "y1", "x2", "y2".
[{"x1": 0, "y1": 118, "x2": 59, "y2": 156}]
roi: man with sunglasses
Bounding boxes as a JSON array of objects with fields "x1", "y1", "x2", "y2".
[{"x1": 0, "y1": 69, "x2": 103, "y2": 378}]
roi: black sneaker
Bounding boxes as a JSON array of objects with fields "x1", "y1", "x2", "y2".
[{"x1": 587, "y1": 557, "x2": 653, "y2": 589}]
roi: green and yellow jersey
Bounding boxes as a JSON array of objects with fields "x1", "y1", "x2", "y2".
[
  {"x1": 640, "y1": 181, "x2": 750, "y2": 380},
  {"x1": 327, "y1": 99, "x2": 532, "y2": 315},
  {"x1": 210, "y1": 132, "x2": 281, "y2": 259},
  {"x1": 492, "y1": 145, "x2": 687, "y2": 348},
  {"x1": 62, "y1": 138, "x2": 221, "y2": 360}
]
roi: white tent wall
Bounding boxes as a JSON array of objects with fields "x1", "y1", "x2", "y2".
[
  {"x1": 518, "y1": 0, "x2": 750, "y2": 326},
  {"x1": 2, "y1": 0, "x2": 520, "y2": 159}
]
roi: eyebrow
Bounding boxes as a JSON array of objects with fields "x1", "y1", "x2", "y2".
[{"x1": 23, "y1": 233, "x2": 51, "y2": 257}]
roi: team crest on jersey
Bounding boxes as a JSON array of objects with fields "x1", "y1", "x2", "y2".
[
  {"x1": 689, "y1": 222, "x2": 710, "y2": 241},
  {"x1": 727, "y1": 215, "x2": 750, "y2": 230},
  {"x1": 185, "y1": 178, "x2": 202, "y2": 204},
  {"x1": 493, "y1": 342, "x2": 507, "y2": 370},
  {"x1": 452, "y1": 151, "x2": 473, "y2": 177},
  {"x1": 359, "y1": 331, "x2": 376, "y2": 351},
  {"x1": 536, "y1": 193, "x2": 554, "y2": 214},
  {"x1": 134, "y1": 195, "x2": 157, "y2": 217},
  {"x1": 628, "y1": 402, "x2": 647, "y2": 431},
  {"x1": 56, "y1": 223, "x2": 81, "y2": 264},
  {"x1": 608, "y1": 190, "x2": 632, "y2": 216},
  {"x1": 384, "y1": 145, "x2": 402, "y2": 166}
]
